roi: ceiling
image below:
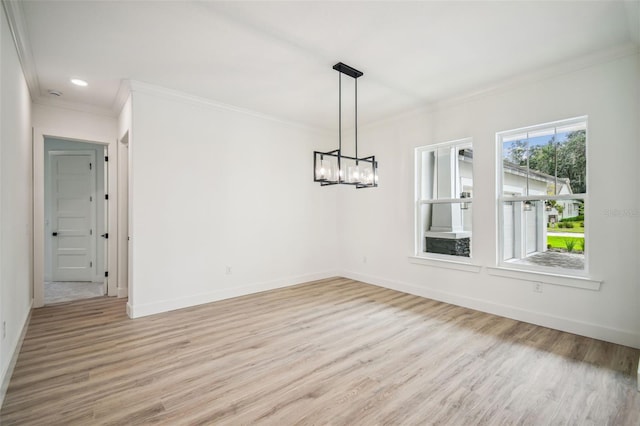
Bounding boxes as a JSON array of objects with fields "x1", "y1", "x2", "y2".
[{"x1": 5, "y1": 0, "x2": 640, "y2": 130}]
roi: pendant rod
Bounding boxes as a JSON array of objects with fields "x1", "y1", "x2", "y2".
[
  {"x1": 355, "y1": 77, "x2": 358, "y2": 163},
  {"x1": 338, "y1": 71, "x2": 342, "y2": 181},
  {"x1": 338, "y1": 71, "x2": 341, "y2": 153}
]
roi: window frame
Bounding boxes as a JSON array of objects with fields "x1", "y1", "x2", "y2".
[
  {"x1": 414, "y1": 137, "x2": 474, "y2": 262},
  {"x1": 496, "y1": 116, "x2": 589, "y2": 277}
]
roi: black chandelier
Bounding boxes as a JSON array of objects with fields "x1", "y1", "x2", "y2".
[{"x1": 314, "y1": 62, "x2": 378, "y2": 189}]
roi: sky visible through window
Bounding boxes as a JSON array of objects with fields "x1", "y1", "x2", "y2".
[
  {"x1": 502, "y1": 132, "x2": 571, "y2": 162},
  {"x1": 502, "y1": 127, "x2": 586, "y2": 195}
]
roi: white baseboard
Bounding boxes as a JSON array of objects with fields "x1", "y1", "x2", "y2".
[
  {"x1": 341, "y1": 270, "x2": 640, "y2": 349},
  {"x1": 127, "y1": 270, "x2": 338, "y2": 319},
  {"x1": 0, "y1": 300, "x2": 33, "y2": 409},
  {"x1": 117, "y1": 286, "x2": 128, "y2": 298}
]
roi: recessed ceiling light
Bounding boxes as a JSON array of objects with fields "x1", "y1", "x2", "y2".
[{"x1": 70, "y1": 78, "x2": 88, "y2": 87}]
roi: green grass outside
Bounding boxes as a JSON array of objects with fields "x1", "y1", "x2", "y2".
[
  {"x1": 547, "y1": 236, "x2": 584, "y2": 251},
  {"x1": 547, "y1": 225, "x2": 585, "y2": 233}
]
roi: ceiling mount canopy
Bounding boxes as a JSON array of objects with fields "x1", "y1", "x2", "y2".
[
  {"x1": 332, "y1": 62, "x2": 363, "y2": 79},
  {"x1": 314, "y1": 62, "x2": 378, "y2": 189}
]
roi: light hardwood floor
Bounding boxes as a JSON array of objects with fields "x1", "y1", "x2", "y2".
[{"x1": 2, "y1": 277, "x2": 639, "y2": 425}]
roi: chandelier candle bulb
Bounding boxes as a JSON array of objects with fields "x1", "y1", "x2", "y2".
[
  {"x1": 317, "y1": 158, "x2": 328, "y2": 180},
  {"x1": 349, "y1": 165, "x2": 360, "y2": 183}
]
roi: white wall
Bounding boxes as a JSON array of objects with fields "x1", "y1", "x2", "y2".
[
  {"x1": 339, "y1": 51, "x2": 640, "y2": 348},
  {"x1": 127, "y1": 84, "x2": 338, "y2": 317},
  {"x1": 0, "y1": 4, "x2": 33, "y2": 404},
  {"x1": 32, "y1": 103, "x2": 117, "y2": 143}
]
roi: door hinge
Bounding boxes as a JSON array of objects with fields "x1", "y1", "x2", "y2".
[
  {"x1": 90, "y1": 196, "x2": 93, "y2": 202},
  {"x1": 105, "y1": 271, "x2": 109, "y2": 278},
  {"x1": 90, "y1": 229, "x2": 93, "y2": 235},
  {"x1": 105, "y1": 156, "x2": 109, "y2": 162},
  {"x1": 105, "y1": 194, "x2": 109, "y2": 200},
  {"x1": 90, "y1": 162, "x2": 92, "y2": 170},
  {"x1": 90, "y1": 261, "x2": 93, "y2": 268}
]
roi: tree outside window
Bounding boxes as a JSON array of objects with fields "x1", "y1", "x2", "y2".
[{"x1": 498, "y1": 117, "x2": 587, "y2": 274}]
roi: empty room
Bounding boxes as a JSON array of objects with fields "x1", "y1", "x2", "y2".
[{"x1": 1, "y1": 0, "x2": 639, "y2": 424}]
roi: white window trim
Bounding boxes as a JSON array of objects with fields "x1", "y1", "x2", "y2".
[
  {"x1": 487, "y1": 266, "x2": 601, "y2": 291},
  {"x1": 496, "y1": 116, "x2": 590, "y2": 280},
  {"x1": 414, "y1": 137, "x2": 473, "y2": 262},
  {"x1": 409, "y1": 255, "x2": 482, "y2": 273}
]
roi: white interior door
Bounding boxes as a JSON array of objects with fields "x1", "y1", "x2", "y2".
[{"x1": 51, "y1": 152, "x2": 96, "y2": 281}]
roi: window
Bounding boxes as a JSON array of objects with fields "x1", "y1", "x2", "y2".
[
  {"x1": 415, "y1": 139, "x2": 473, "y2": 259},
  {"x1": 497, "y1": 117, "x2": 587, "y2": 274}
]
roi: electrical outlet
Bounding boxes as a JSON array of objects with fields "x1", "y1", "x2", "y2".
[
  {"x1": 533, "y1": 282, "x2": 543, "y2": 293},
  {"x1": 225, "y1": 266, "x2": 232, "y2": 275}
]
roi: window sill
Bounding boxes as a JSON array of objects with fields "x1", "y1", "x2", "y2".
[
  {"x1": 486, "y1": 266, "x2": 601, "y2": 291},
  {"x1": 409, "y1": 256, "x2": 482, "y2": 273}
]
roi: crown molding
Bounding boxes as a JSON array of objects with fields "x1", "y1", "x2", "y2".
[
  {"x1": 112, "y1": 79, "x2": 132, "y2": 114},
  {"x1": 33, "y1": 96, "x2": 117, "y2": 118},
  {"x1": 361, "y1": 42, "x2": 640, "y2": 132},
  {"x1": 120, "y1": 42, "x2": 640, "y2": 134},
  {"x1": 2, "y1": 0, "x2": 40, "y2": 101},
  {"x1": 128, "y1": 80, "x2": 331, "y2": 136},
  {"x1": 431, "y1": 42, "x2": 640, "y2": 112}
]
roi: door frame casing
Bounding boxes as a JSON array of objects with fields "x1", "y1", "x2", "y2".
[
  {"x1": 117, "y1": 132, "x2": 129, "y2": 298},
  {"x1": 34, "y1": 128, "x2": 118, "y2": 307}
]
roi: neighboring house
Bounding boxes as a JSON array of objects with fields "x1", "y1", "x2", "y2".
[
  {"x1": 501, "y1": 160, "x2": 579, "y2": 261},
  {"x1": 422, "y1": 150, "x2": 578, "y2": 261},
  {"x1": 502, "y1": 159, "x2": 579, "y2": 222}
]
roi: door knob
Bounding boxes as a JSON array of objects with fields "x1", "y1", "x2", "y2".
[{"x1": 52, "y1": 232, "x2": 58, "y2": 236}]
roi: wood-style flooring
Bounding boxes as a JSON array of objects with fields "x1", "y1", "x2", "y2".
[{"x1": 2, "y1": 277, "x2": 639, "y2": 425}]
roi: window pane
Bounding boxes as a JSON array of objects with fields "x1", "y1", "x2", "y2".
[
  {"x1": 421, "y1": 144, "x2": 473, "y2": 200},
  {"x1": 501, "y1": 121, "x2": 586, "y2": 197},
  {"x1": 416, "y1": 138, "x2": 473, "y2": 259},
  {"x1": 459, "y1": 148, "x2": 473, "y2": 200},
  {"x1": 421, "y1": 202, "x2": 472, "y2": 257},
  {"x1": 420, "y1": 150, "x2": 436, "y2": 200},
  {"x1": 502, "y1": 199, "x2": 585, "y2": 270},
  {"x1": 555, "y1": 129, "x2": 586, "y2": 194},
  {"x1": 502, "y1": 139, "x2": 529, "y2": 196}
]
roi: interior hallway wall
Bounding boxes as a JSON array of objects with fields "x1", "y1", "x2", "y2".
[{"x1": 0, "y1": 3, "x2": 33, "y2": 404}]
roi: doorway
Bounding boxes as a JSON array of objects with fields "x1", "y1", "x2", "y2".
[{"x1": 44, "y1": 138, "x2": 107, "y2": 304}]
